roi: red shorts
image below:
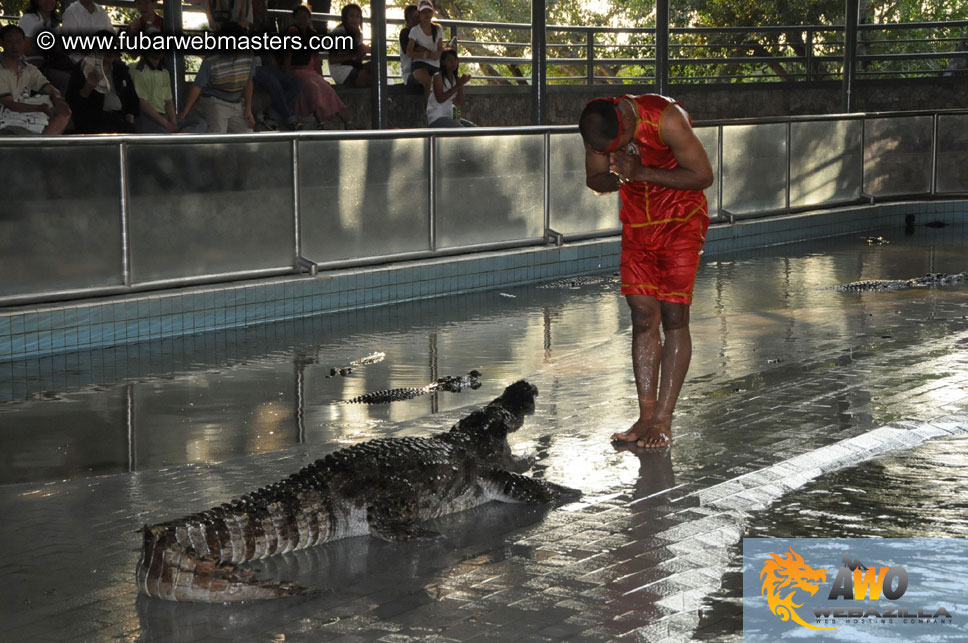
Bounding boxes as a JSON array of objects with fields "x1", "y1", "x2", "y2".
[{"x1": 620, "y1": 214, "x2": 709, "y2": 305}]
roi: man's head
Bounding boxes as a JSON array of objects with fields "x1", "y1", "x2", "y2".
[
  {"x1": 0, "y1": 25, "x2": 27, "y2": 59},
  {"x1": 134, "y1": 0, "x2": 157, "y2": 16},
  {"x1": 403, "y1": 4, "x2": 418, "y2": 27},
  {"x1": 579, "y1": 98, "x2": 625, "y2": 154}
]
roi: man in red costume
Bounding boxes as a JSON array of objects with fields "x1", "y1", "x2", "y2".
[{"x1": 580, "y1": 94, "x2": 713, "y2": 448}]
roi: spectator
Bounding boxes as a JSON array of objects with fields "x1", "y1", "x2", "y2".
[
  {"x1": 203, "y1": 0, "x2": 253, "y2": 31},
  {"x1": 328, "y1": 3, "x2": 370, "y2": 88},
  {"x1": 128, "y1": 0, "x2": 163, "y2": 35},
  {"x1": 177, "y1": 22, "x2": 256, "y2": 133},
  {"x1": 285, "y1": 3, "x2": 351, "y2": 128},
  {"x1": 130, "y1": 48, "x2": 206, "y2": 133},
  {"x1": 426, "y1": 49, "x2": 473, "y2": 128},
  {"x1": 18, "y1": 0, "x2": 72, "y2": 93},
  {"x1": 66, "y1": 31, "x2": 140, "y2": 133},
  {"x1": 405, "y1": 0, "x2": 442, "y2": 101},
  {"x1": 397, "y1": 4, "x2": 422, "y2": 92},
  {"x1": 62, "y1": 0, "x2": 115, "y2": 63},
  {"x1": 0, "y1": 24, "x2": 71, "y2": 135},
  {"x1": 19, "y1": 0, "x2": 60, "y2": 66},
  {"x1": 249, "y1": 0, "x2": 301, "y2": 130}
]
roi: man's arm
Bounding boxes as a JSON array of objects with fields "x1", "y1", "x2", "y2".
[
  {"x1": 585, "y1": 145, "x2": 623, "y2": 195},
  {"x1": 611, "y1": 105, "x2": 713, "y2": 191}
]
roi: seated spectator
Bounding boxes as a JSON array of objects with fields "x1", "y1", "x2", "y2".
[
  {"x1": 426, "y1": 49, "x2": 474, "y2": 128},
  {"x1": 328, "y1": 3, "x2": 370, "y2": 88},
  {"x1": 66, "y1": 32, "x2": 140, "y2": 133},
  {"x1": 177, "y1": 22, "x2": 256, "y2": 133},
  {"x1": 406, "y1": 0, "x2": 442, "y2": 101},
  {"x1": 250, "y1": 0, "x2": 301, "y2": 130},
  {"x1": 0, "y1": 24, "x2": 71, "y2": 135},
  {"x1": 203, "y1": 0, "x2": 253, "y2": 31},
  {"x1": 62, "y1": 0, "x2": 115, "y2": 63},
  {"x1": 285, "y1": 3, "x2": 351, "y2": 127},
  {"x1": 18, "y1": 0, "x2": 72, "y2": 94},
  {"x1": 397, "y1": 3, "x2": 422, "y2": 93},
  {"x1": 128, "y1": 0, "x2": 164, "y2": 34},
  {"x1": 130, "y1": 48, "x2": 206, "y2": 133}
]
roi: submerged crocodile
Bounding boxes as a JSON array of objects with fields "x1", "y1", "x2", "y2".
[
  {"x1": 344, "y1": 370, "x2": 482, "y2": 404},
  {"x1": 834, "y1": 272, "x2": 968, "y2": 292},
  {"x1": 137, "y1": 380, "x2": 579, "y2": 603}
]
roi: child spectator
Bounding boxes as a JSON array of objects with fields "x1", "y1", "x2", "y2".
[
  {"x1": 328, "y1": 3, "x2": 370, "y2": 88},
  {"x1": 250, "y1": 0, "x2": 301, "y2": 130},
  {"x1": 131, "y1": 47, "x2": 206, "y2": 133},
  {"x1": 0, "y1": 24, "x2": 71, "y2": 135},
  {"x1": 426, "y1": 48, "x2": 473, "y2": 128},
  {"x1": 405, "y1": 0, "x2": 442, "y2": 101},
  {"x1": 397, "y1": 4, "x2": 422, "y2": 92},
  {"x1": 66, "y1": 31, "x2": 140, "y2": 133},
  {"x1": 177, "y1": 21, "x2": 257, "y2": 132},
  {"x1": 285, "y1": 3, "x2": 351, "y2": 127},
  {"x1": 203, "y1": 0, "x2": 253, "y2": 31},
  {"x1": 18, "y1": 0, "x2": 72, "y2": 93}
]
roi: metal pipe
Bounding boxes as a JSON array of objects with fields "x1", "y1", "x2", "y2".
[
  {"x1": 369, "y1": 0, "x2": 388, "y2": 129},
  {"x1": 162, "y1": 0, "x2": 184, "y2": 112},
  {"x1": 119, "y1": 142, "x2": 131, "y2": 286},
  {"x1": 543, "y1": 131, "x2": 551, "y2": 237},
  {"x1": 655, "y1": 0, "x2": 669, "y2": 93},
  {"x1": 428, "y1": 135, "x2": 436, "y2": 252},
  {"x1": 931, "y1": 113, "x2": 939, "y2": 196},
  {"x1": 530, "y1": 0, "x2": 546, "y2": 125},
  {"x1": 843, "y1": 0, "x2": 859, "y2": 112}
]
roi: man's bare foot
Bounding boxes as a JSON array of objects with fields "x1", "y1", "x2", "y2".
[
  {"x1": 636, "y1": 414, "x2": 672, "y2": 449},
  {"x1": 611, "y1": 417, "x2": 648, "y2": 443}
]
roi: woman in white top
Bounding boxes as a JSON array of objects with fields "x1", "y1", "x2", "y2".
[
  {"x1": 426, "y1": 49, "x2": 474, "y2": 127},
  {"x1": 405, "y1": 0, "x2": 442, "y2": 101}
]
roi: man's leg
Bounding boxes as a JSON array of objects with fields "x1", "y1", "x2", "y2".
[
  {"x1": 611, "y1": 294, "x2": 661, "y2": 442},
  {"x1": 636, "y1": 301, "x2": 692, "y2": 449}
]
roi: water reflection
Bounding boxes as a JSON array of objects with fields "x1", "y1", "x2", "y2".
[{"x1": 1, "y1": 225, "x2": 967, "y2": 485}]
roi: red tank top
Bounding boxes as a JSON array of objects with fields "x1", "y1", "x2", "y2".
[{"x1": 618, "y1": 94, "x2": 708, "y2": 227}]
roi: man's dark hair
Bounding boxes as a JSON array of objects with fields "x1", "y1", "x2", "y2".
[
  {"x1": 579, "y1": 98, "x2": 619, "y2": 151},
  {"x1": 1, "y1": 24, "x2": 26, "y2": 42},
  {"x1": 403, "y1": 4, "x2": 418, "y2": 21}
]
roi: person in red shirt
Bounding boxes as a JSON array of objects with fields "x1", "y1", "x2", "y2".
[{"x1": 580, "y1": 94, "x2": 713, "y2": 449}]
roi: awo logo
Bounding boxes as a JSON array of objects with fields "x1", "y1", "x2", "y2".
[
  {"x1": 760, "y1": 547, "x2": 835, "y2": 630},
  {"x1": 758, "y1": 547, "x2": 954, "y2": 632}
]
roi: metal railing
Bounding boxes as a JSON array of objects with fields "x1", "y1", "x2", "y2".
[{"x1": 2, "y1": 109, "x2": 967, "y2": 307}]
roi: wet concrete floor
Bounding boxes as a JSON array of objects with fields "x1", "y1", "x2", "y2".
[{"x1": 2, "y1": 224, "x2": 968, "y2": 641}]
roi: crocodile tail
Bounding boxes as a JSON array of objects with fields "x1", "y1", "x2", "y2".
[{"x1": 137, "y1": 525, "x2": 306, "y2": 602}]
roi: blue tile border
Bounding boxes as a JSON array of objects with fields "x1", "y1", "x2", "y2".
[{"x1": 0, "y1": 201, "x2": 965, "y2": 362}]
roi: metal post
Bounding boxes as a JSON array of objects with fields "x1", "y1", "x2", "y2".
[
  {"x1": 370, "y1": 0, "x2": 388, "y2": 129},
  {"x1": 428, "y1": 136, "x2": 436, "y2": 251},
  {"x1": 119, "y1": 142, "x2": 131, "y2": 286},
  {"x1": 805, "y1": 28, "x2": 814, "y2": 81},
  {"x1": 531, "y1": 0, "x2": 546, "y2": 125},
  {"x1": 655, "y1": 0, "x2": 669, "y2": 94},
  {"x1": 843, "y1": 0, "x2": 859, "y2": 112},
  {"x1": 162, "y1": 0, "x2": 185, "y2": 111},
  {"x1": 586, "y1": 30, "x2": 594, "y2": 84}
]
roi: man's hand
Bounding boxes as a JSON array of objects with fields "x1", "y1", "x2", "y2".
[
  {"x1": 609, "y1": 147, "x2": 641, "y2": 184},
  {"x1": 244, "y1": 109, "x2": 255, "y2": 129}
]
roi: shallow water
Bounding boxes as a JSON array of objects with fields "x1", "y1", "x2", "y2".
[{"x1": 1, "y1": 222, "x2": 967, "y2": 485}]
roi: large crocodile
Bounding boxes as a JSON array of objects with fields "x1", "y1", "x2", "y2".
[
  {"x1": 835, "y1": 272, "x2": 968, "y2": 292},
  {"x1": 136, "y1": 380, "x2": 579, "y2": 603},
  {"x1": 344, "y1": 370, "x2": 482, "y2": 404}
]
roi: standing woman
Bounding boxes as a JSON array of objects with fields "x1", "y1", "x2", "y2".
[
  {"x1": 405, "y1": 0, "x2": 442, "y2": 101},
  {"x1": 285, "y1": 3, "x2": 352, "y2": 127},
  {"x1": 328, "y1": 3, "x2": 371, "y2": 88}
]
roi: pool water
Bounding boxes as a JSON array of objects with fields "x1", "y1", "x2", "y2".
[{"x1": 1, "y1": 222, "x2": 967, "y2": 487}]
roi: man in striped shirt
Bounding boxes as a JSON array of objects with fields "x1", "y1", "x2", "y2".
[{"x1": 178, "y1": 21, "x2": 256, "y2": 133}]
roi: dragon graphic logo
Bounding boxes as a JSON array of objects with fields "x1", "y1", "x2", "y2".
[{"x1": 760, "y1": 547, "x2": 837, "y2": 631}]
